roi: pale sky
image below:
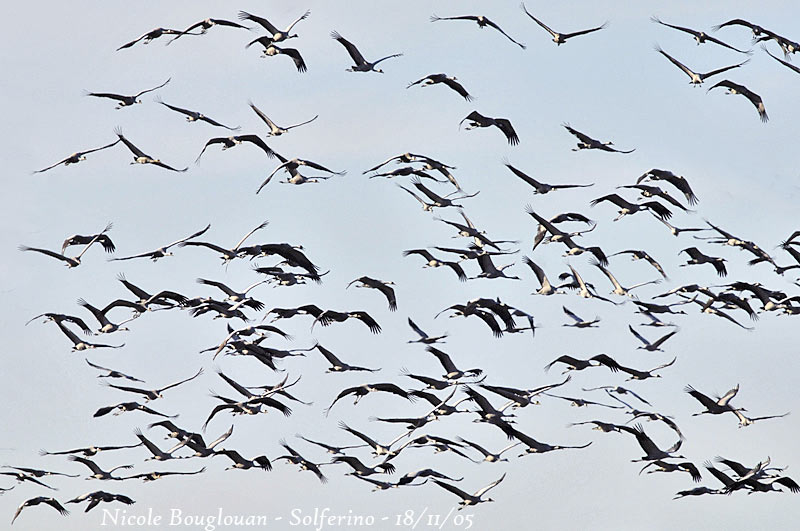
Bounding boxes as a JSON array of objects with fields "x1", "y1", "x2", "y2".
[{"x1": 2, "y1": 1, "x2": 800, "y2": 530}]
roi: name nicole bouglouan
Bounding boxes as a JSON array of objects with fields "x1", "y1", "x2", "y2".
[{"x1": 100, "y1": 508, "x2": 269, "y2": 530}]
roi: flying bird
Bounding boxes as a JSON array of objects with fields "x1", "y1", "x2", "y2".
[
  {"x1": 167, "y1": 18, "x2": 250, "y2": 45},
  {"x1": 504, "y1": 160, "x2": 593, "y2": 194},
  {"x1": 431, "y1": 14, "x2": 526, "y2": 48},
  {"x1": 85, "y1": 78, "x2": 170, "y2": 108},
  {"x1": 651, "y1": 16, "x2": 751, "y2": 53},
  {"x1": 249, "y1": 101, "x2": 318, "y2": 137},
  {"x1": 66, "y1": 491, "x2": 135, "y2": 512},
  {"x1": 104, "y1": 368, "x2": 203, "y2": 401},
  {"x1": 245, "y1": 39, "x2": 308, "y2": 72},
  {"x1": 109, "y1": 224, "x2": 210, "y2": 261},
  {"x1": 156, "y1": 97, "x2": 240, "y2": 129},
  {"x1": 628, "y1": 325, "x2": 679, "y2": 352},
  {"x1": 679, "y1": 247, "x2": 727, "y2": 276},
  {"x1": 116, "y1": 28, "x2": 200, "y2": 50},
  {"x1": 237, "y1": 9, "x2": 311, "y2": 43},
  {"x1": 34, "y1": 139, "x2": 121, "y2": 173},
  {"x1": 655, "y1": 46, "x2": 749, "y2": 85},
  {"x1": 637, "y1": 168, "x2": 698, "y2": 205},
  {"x1": 407, "y1": 318, "x2": 447, "y2": 344},
  {"x1": 11, "y1": 497, "x2": 69, "y2": 525},
  {"x1": 330, "y1": 31, "x2": 402, "y2": 72},
  {"x1": 563, "y1": 124, "x2": 634, "y2": 153},
  {"x1": 347, "y1": 276, "x2": 397, "y2": 311},
  {"x1": 20, "y1": 222, "x2": 112, "y2": 268},
  {"x1": 520, "y1": 4, "x2": 607, "y2": 45},
  {"x1": 115, "y1": 128, "x2": 187, "y2": 171},
  {"x1": 707, "y1": 80, "x2": 768, "y2": 122},
  {"x1": 196, "y1": 134, "x2": 276, "y2": 162},
  {"x1": 407, "y1": 73, "x2": 473, "y2": 101},
  {"x1": 460, "y1": 111, "x2": 519, "y2": 145}
]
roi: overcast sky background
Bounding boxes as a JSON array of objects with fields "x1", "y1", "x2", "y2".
[{"x1": 2, "y1": 1, "x2": 800, "y2": 529}]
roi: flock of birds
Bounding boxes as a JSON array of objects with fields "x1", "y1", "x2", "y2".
[{"x1": 8, "y1": 4, "x2": 800, "y2": 528}]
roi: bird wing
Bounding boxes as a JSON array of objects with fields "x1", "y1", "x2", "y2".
[
  {"x1": 562, "y1": 23, "x2": 608, "y2": 40},
  {"x1": 134, "y1": 78, "x2": 170, "y2": 98},
  {"x1": 237, "y1": 135, "x2": 276, "y2": 158},
  {"x1": 164, "y1": 223, "x2": 211, "y2": 249},
  {"x1": 237, "y1": 11, "x2": 279, "y2": 34},
  {"x1": 716, "y1": 384, "x2": 739, "y2": 406},
  {"x1": 704, "y1": 34, "x2": 751, "y2": 53},
  {"x1": 276, "y1": 46, "x2": 307, "y2": 72},
  {"x1": 494, "y1": 119, "x2": 519, "y2": 145},
  {"x1": 562, "y1": 123, "x2": 595, "y2": 144},
  {"x1": 700, "y1": 59, "x2": 749, "y2": 80},
  {"x1": 520, "y1": 5, "x2": 557, "y2": 38},
  {"x1": 441, "y1": 77, "x2": 473, "y2": 100},
  {"x1": 158, "y1": 368, "x2": 204, "y2": 393},
  {"x1": 655, "y1": 46, "x2": 697, "y2": 79},
  {"x1": 330, "y1": 31, "x2": 367, "y2": 66},
  {"x1": 114, "y1": 129, "x2": 148, "y2": 158},
  {"x1": 628, "y1": 325, "x2": 650, "y2": 346}
]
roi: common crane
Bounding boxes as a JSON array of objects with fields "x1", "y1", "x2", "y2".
[
  {"x1": 628, "y1": 326, "x2": 679, "y2": 352},
  {"x1": 34, "y1": 139, "x2": 120, "y2": 173},
  {"x1": 11, "y1": 497, "x2": 69, "y2": 525},
  {"x1": 707, "y1": 80, "x2": 768, "y2": 122},
  {"x1": 245, "y1": 39, "x2": 308, "y2": 72},
  {"x1": 274, "y1": 440, "x2": 327, "y2": 483},
  {"x1": 66, "y1": 491, "x2": 135, "y2": 512},
  {"x1": 618, "y1": 423, "x2": 684, "y2": 461},
  {"x1": 93, "y1": 402, "x2": 177, "y2": 419},
  {"x1": 238, "y1": 10, "x2": 311, "y2": 43},
  {"x1": 330, "y1": 31, "x2": 402, "y2": 72},
  {"x1": 609, "y1": 249, "x2": 669, "y2": 279},
  {"x1": 637, "y1": 168, "x2": 698, "y2": 205},
  {"x1": 403, "y1": 249, "x2": 467, "y2": 281},
  {"x1": 167, "y1": 17, "x2": 250, "y2": 45},
  {"x1": 214, "y1": 450, "x2": 272, "y2": 471},
  {"x1": 54, "y1": 320, "x2": 125, "y2": 351},
  {"x1": 407, "y1": 318, "x2": 448, "y2": 344},
  {"x1": 460, "y1": 111, "x2": 519, "y2": 145},
  {"x1": 640, "y1": 461, "x2": 702, "y2": 482},
  {"x1": 67, "y1": 456, "x2": 133, "y2": 481},
  {"x1": 313, "y1": 342, "x2": 379, "y2": 373},
  {"x1": 116, "y1": 28, "x2": 201, "y2": 50},
  {"x1": 20, "y1": 222, "x2": 112, "y2": 268},
  {"x1": 562, "y1": 306, "x2": 600, "y2": 328},
  {"x1": 520, "y1": 4, "x2": 607, "y2": 45},
  {"x1": 655, "y1": 46, "x2": 749, "y2": 85},
  {"x1": 105, "y1": 368, "x2": 203, "y2": 402},
  {"x1": 504, "y1": 159, "x2": 593, "y2": 194},
  {"x1": 196, "y1": 134, "x2": 276, "y2": 162},
  {"x1": 324, "y1": 383, "x2": 413, "y2": 416},
  {"x1": 407, "y1": 73, "x2": 473, "y2": 101},
  {"x1": 85, "y1": 78, "x2": 170, "y2": 108},
  {"x1": 77, "y1": 298, "x2": 138, "y2": 334},
  {"x1": 249, "y1": 101, "x2": 318, "y2": 137},
  {"x1": 563, "y1": 124, "x2": 635, "y2": 153},
  {"x1": 432, "y1": 474, "x2": 505, "y2": 509},
  {"x1": 156, "y1": 97, "x2": 240, "y2": 129},
  {"x1": 501, "y1": 425, "x2": 592, "y2": 456},
  {"x1": 431, "y1": 13, "x2": 526, "y2": 48},
  {"x1": 115, "y1": 128, "x2": 187, "y2": 171},
  {"x1": 109, "y1": 223, "x2": 210, "y2": 261},
  {"x1": 679, "y1": 247, "x2": 727, "y2": 276},
  {"x1": 651, "y1": 16, "x2": 751, "y2": 53}
]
